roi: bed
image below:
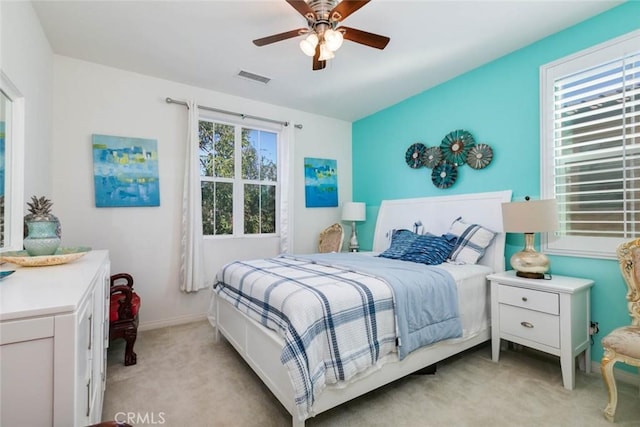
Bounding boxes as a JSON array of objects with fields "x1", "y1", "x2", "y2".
[{"x1": 209, "y1": 190, "x2": 512, "y2": 426}]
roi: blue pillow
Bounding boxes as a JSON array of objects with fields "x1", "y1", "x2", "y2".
[
  {"x1": 379, "y1": 230, "x2": 455, "y2": 265},
  {"x1": 378, "y1": 229, "x2": 416, "y2": 259}
]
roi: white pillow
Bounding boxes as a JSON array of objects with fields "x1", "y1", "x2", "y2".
[{"x1": 447, "y1": 217, "x2": 496, "y2": 264}]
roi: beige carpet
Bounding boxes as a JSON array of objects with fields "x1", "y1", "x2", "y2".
[{"x1": 103, "y1": 321, "x2": 639, "y2": 427}]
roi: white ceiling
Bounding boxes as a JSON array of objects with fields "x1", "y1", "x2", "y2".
[{"x1": 31, "y1": 0, "x2": 622, "y2": 122}]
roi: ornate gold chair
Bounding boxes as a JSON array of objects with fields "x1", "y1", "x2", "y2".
[
  {"x1": 318, "y1": 223, "x2": 344, "y2": 253},
  {"x1": 601, "y1": 238, "x2": 640, "y2": 422}
]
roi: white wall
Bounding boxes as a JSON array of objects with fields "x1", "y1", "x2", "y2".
[
  {"x1": 51, "y1": 56, "x2": 352, "y2": 329},
  {"x1": 0, "y1": 1, "x2": 53, "y2": 198}
]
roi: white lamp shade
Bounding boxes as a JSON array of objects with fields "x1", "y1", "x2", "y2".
[
  {"x1": 324, "y1": 29, "x2": 344, "y2": 51},
  {"x1": 318, "y1": 43, "x2": 335, "y2": 61},
  {"x1": 299, "y1": 33, "x2": 318, "y2": 57},
  {"x1": 502, "y1": 198, "x2": 559, "y2": 233},
  {"x1": 342, "y1": 202, "x2": 366, "y2": 222}
]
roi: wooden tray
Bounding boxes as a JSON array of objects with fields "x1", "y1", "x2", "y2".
[{"x1": 0, "y1": 247, "x2": 91, "y2": 267}]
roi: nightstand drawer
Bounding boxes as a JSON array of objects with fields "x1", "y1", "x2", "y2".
[
  {"x1": 498, "y1": 284, "x2": 559, "y2": 315},
  {"x1": 499, "y1": 304, "x2": 560, "y2": 348}
]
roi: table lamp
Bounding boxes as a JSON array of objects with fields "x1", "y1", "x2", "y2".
[
  {"x1": 342, "y1": 202, "x2": 366, "y2": 252},
  {"x1": 501, "y1": 197, "x2": 558, "y2": 279}
]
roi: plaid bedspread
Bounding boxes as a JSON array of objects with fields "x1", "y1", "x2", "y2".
[{"x1": 214, "y1": 254, "x2": 397, "y2": 420}]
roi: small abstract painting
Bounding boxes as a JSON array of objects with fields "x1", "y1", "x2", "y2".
[
  {"x1": 304, "y1": 157, "x2": 338, "y2": 208},
  {"x1": 92, "y1": 134, "x2": 160, "y2": 207}
]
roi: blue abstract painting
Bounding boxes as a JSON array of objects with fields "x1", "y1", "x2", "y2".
[
  {"x1": 92, "y1": 134, "x2": 160, "y2": 207},
  {"x1": 304, "y1": 157, "x2": 338, "y2": 208}
]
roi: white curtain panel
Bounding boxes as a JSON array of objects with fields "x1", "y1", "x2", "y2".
[
  {"x1": 279, "y1": 123, "x2": 293, "y2": 254},
  {"x1": 180, "y1": 100, "x2": 209, "y2": 292}
]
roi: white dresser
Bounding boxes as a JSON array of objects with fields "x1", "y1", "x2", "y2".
[
  {"x1": 488, "y1": 270, "x2": 594, "y2": 390},
  {"x1": 0, "y1": 250, "x2": 110, "y2": 427}
]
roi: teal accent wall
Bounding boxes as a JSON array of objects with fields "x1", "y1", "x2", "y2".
[{"x1": 353, "y1": 2, "x2": 640, "y2": 367}]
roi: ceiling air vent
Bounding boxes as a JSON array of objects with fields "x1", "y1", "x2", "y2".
[{"x1": 237, "y1": 70, "x2": 271, "y2": 84}]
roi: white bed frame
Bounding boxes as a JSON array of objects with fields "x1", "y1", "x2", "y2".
[{"x1": 214, "y1": 190, "x2": 512, "y2": 426}]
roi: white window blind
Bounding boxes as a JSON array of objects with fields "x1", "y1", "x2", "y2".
[{"x1": 541, "y1": 30, "x2": 640, "y2": 259}]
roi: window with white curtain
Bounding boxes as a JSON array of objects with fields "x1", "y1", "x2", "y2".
[
  {"x1": 198, "y1": 117, "x2": 280, "y2": 237},
  {"x1": 540, "y1": 30, "x2": 640, "y2": 259}
]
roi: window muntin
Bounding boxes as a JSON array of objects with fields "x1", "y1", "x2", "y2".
[
  {"x1": 541, "y1": 30, "x2": 640, "y2": 258},
  {"x1": 199, "y1": 118, "x2": 279, "y2": 237}
]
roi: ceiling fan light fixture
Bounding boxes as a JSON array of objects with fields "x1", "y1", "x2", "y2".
[
  {"x1": 324, "y1": 29, "x2": 343, "y2": 52},
  {"x1": 252, "y1": 0, "x2": 389, "y2": 71},
  {"x1": 299, "y1": 33, "x2": 319, "y2": 57},
  {"x1": 318, "y1": 42, "x2": 335, "y2": 61}
]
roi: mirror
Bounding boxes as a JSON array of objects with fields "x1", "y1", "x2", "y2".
[{"x1": 0, "y1": 70, "x2": 25, "y2": 253}]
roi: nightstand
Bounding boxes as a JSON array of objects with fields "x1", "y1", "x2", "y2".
[{"x1": 487, "y1": 270, "x2": 594, "y2": 390}]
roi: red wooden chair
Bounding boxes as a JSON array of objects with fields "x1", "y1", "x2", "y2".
[{"x1": 110, "y1": 273, "x2": 141, "y2": 366}]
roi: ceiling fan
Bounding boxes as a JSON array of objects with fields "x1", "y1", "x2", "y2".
[{"x1": 253, "y1": 0, "x2": 390, "y2": 71}]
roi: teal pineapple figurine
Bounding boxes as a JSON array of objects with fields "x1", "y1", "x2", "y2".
[{"x1": 23, "y1": 196, "x2": 62, "y2": 256}]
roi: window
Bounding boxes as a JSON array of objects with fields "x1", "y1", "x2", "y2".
[
  {"x1": 0, "y1": 71, "x2": 25, "y2": 253},
  {"x1": 541, "y1": 30, "x2": 640, "y2": 258},
  {"x1": 199, "y1": 118, "x2": 279, "y2": 237}
]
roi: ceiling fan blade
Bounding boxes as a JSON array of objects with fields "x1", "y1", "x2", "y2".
[
  {"x1": 286, "y1": 0, "x2": 316, "y2": 20},
  {"x1": 313, "y1": 43, "x2": 326, "y2": 71},
  {"x1": 253, "y1": 28, "x2": 307, "y2": 47},
  {"x1": 330, "y1": 0, "x2": 370, "y2": 22},
  {"x1": 340, "y1": 26, "x2": 390, "y2": 50}
]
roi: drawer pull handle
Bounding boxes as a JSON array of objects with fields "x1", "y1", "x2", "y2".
[
  {"x1": 88, "y1": 315, "x2": 93, "y2": 350},
  {"x1": 521, "y1": 321, "x2": 534, "y2": 328},
  {"x1": 522, "y1": 297, "x2": 528, "y2": 302},
  {"x1": 86, "y1": 378, "x2": 91, "y2": 416}
]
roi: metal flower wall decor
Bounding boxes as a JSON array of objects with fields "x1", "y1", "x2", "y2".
[
  {"x1": 404, "y1": 129, "x2": 493, "y2": 189},
  {"x1": 405, "y1": 143, "x2": 427, "y2": 169}
]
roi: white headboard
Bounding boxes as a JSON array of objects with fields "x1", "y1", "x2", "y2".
[{"x1": 372, "y1": 190, "x2": 513, "y2": 272}]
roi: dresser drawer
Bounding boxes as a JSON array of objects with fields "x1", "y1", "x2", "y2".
[
  {"x1": 0, "y1": 317, "x2": 54, "y2": 345},
  {"x1": 499, "y1": 304, "x2": 560, "y2": 348},
  {"x1": 498, "y1": 284, "x2": 559, "y2": 315}
]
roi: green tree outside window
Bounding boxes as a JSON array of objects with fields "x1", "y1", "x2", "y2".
[{"x1": 199, "y1": 119, "x2": 278, "y2": 236}]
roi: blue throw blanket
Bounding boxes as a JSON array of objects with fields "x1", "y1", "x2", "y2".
[{"x1": 304, "y1": 253, "x2": 462, "y2": 359}]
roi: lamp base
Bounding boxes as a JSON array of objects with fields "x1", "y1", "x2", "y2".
[
  {"x1": 349, "y1": 221, "x2": 359, "y2": 252},
  {"x1": 515, "y1": 271, "x2": 545, "y2": 280},
  {"x1": 510, "y1": 233, "x2": 550, "y2": 280}
]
